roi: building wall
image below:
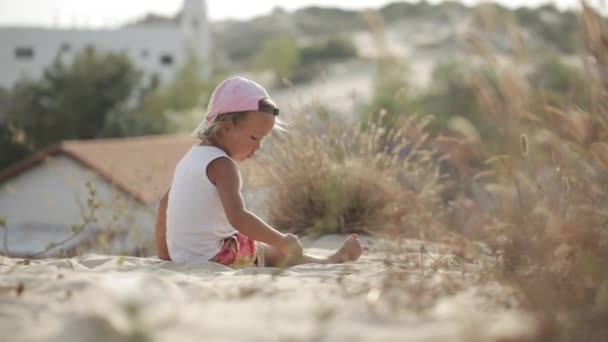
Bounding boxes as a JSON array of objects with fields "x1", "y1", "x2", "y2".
[
  {"x1": 0, "y1": 26, "x2": 187, "y2": 88},
  {"x1": 0, "y1": 156, "x2": 157, "y2": 257},
  {"x1": 0, "y1": 1, "x2": 210, "y2": 88}
]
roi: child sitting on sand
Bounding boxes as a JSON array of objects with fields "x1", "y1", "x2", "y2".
[{"x1": 155, "y1": 76, "x2": 363, "y2": 268}]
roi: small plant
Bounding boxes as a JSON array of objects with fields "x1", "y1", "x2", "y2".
[{"x1": 29, "y1": 180, "x2": 102, "y2": 258}]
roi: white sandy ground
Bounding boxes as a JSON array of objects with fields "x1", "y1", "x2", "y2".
[{"x1": 0, "y1": 235, "x2": 538, "y2": 342}]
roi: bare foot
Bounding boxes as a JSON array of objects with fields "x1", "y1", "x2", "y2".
[{"x1": 328, "y1": 234, "x2": 363, "y2": 263}]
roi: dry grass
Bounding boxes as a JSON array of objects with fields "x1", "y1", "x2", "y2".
[
  {"x1": 438, "y1": 3, "x2": 608, "y2": 341},
  {"x1": 251, "y1": 113, "x2": 454, "y2": 241},
  {"x1": 246, "y1": 2, "x2": 608, "y2": 340}
]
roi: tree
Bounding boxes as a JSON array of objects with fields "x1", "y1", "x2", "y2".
[
  {"x1": 6, "y1": 47, "x2": 140, "y2": 149},
  {"x1": 0, "y1": 87, "x2": 28, "y2": 169},
  {"x1": 300, "y1": 36, "x2": 358, "y2": 63},
  {"x1": 105, "y1": 53, "x2": 223, "y2": 136},
  {"x1": 418, "y1": 62, "x2": 479, "y2": 126},
  {"x1": 0, "y1": 123, "x2": 29, "y2": 169},
  {"x1": 139, "y1": 53, "x2": 217, "y2": 133},
  {"x1": 253, "y1": 35, "x2": 300, "y2": 84},
  {"x1": 413, "y1": 61, "x2": 502, "y2": 142}
]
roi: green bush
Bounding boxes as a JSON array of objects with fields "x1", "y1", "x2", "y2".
[
  {"x1": 211, "y1": 16, "x2": 288, "y2": 62},
  {"x1": 379, "y1": 1, "x2": 468, "y2": 23},
  {"x1": 5, "y1": 47, "x2": 140, "y2": 149},
  {"x1": 362, "y1": 58, "x2": 412, "y2": 129},
  {"x1": 253, "y1": 35, "x2": 301, "y2": 85},
  {"x1": 292, "y1": 7, "x2": 364, "y2": 36},
  {"x1": 300, "y1": 36, "x2": 357, "y2": 63},
  {"x1": 513, "y1": 6, "x2": 579, "y2": 53},
  {"x1": 106, "y1": 52, "x2": 223, "y2": 136},
  {"x1": 414, "y1": 62, "x2": 503, "y2": 144},
  {"x1": 0, "y1": 123, "x2": 29, "y2": 169},
  {"x1": 528, "y1": 56, "x2": 588, "y2": 110}
]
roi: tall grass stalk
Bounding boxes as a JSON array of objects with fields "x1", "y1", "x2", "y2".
[{"x1": 456, "y1": 2, "x2": 608, "y2": 340}]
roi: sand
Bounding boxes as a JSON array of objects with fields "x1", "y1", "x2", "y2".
[{"x1": 0, "y1": 235, "x2": 537, "y2": 342}]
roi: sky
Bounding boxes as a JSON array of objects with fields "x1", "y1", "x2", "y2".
[{"x1": 0, "y1": 0, "x2": 602, "y2": 28}]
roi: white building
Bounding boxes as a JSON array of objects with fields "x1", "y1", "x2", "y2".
[
  {"x1": 0, "y1": 0, "x2": 210, "y2": 89},
  {"x1": 0, "y1": 134, "x2": 197, "y2": 258}
]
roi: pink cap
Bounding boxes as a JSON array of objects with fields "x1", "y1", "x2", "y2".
[{"x1": 205, "y1": 76, "x2": 271, "y2": 123}]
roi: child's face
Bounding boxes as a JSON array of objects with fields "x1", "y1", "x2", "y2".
[{"x1": 221, "y1": 111, "x2": 275, "y2": 161}]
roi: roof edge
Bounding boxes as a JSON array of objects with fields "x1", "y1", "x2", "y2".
[
  {"x1": 60, "y1": 148, "x2": 150, "y2": 205},
  {"x1": 0, "y1": 144, "x2": 63, "y2": 184},
  {"x1": 0, "y1": 143, "x2": 150, "y2": 205}
]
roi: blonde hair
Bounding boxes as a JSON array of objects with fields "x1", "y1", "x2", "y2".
[
  {"x1": 192, "y1": 112, "x2": 246, "y2": 144},
  {"x1": 192, "y1": 99, "x2": 288, "y2": 143}
]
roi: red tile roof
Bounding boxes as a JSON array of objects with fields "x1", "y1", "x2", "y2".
[{"x1": 0, "y1": 134, "x2": 198, "y2": 205}]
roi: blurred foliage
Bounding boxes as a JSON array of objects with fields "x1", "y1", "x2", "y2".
[
  {"x1": 252, "y1": 34, "x2": 359, "y2": 86},
  {"x1": 2, "y1": 47, "x2": 140, "y2": 157},
  {"x1": 0, "y1": 123, "x2": 29, "y2": 170},
  {"x1": 414, "y1": 62, "x2": 503, "y2": 145},
  {"x1": 528, "y1": 56, "x2": 589, "y2": 111},
  {"x1": 211, "y1": 10, "x2": 294, "y2": 63},
  {"x1": 471, "y1": 3, "x2": 580, "y2": 53},
  {"x1": 104, "y1": 52, "x2": 222, "y2": 136},
  {"x1": 363, "y1": 58, "x2": 411, "y2": 129},
  {"x1": 247, "y1": 32, "x2": 360, "y2": 85},
  {"x1": 291, "y1": 7, "x2": 365, "y2": 36},
  {"x1": 513, "y1": 5, "x2": 580, "y2": 53},
  {"x1": 263, "y1": 3, "x2": 608, "y2": 338},
  {"x1": 430, "y1": 5, "x2": 607, "y2": 340},
  {"x1": 0, "y1": 47, "x2": 219, "y2": 170},
  {"x1": 300, "y1": 36, "x2": 358, "y2": 63},
  {"x1": 213, "y1": 7, "x2": 360, "y2": 64},
  {"x1": 0, "y1": 88, "x2": 29, "y2": 168},
  {"x1": 380, "y1": 1, "x2": 468, "y2": 23},
  {"x1": 363, "y1": 56, "x2": 589, "y2": 155},
  {"x1": 211, "y1": 1, "x2": 582, "y2": 64},
  {"x1": 253, "y1": 35, "x2": 301, "y2": 85},
  {"x1": 293, "y1": 36, "x2": 359, "y2": 84}
]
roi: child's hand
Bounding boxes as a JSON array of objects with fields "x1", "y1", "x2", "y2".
[{"x1": 280, "y1": 233, "x2": 303, "y2": 257}]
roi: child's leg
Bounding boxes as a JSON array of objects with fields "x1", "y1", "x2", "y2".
[
  {"x1": 260, "y1": 234, "x2": 363, "y2": 267},
  {"x1": 260, "y1": 242, "x2": 331, "y2": 267}
]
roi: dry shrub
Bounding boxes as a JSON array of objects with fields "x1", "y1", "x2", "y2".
[
  {"x1": 456, "y1": 2, "x2": 608, "y2": 340},
  {"x1": 254, "y1": 114, "x2": 450, "y2": 240}
]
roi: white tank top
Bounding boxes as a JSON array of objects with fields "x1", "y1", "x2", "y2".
[{"x1": 166, "y1": 145, "x2": 238, "y2": 262}]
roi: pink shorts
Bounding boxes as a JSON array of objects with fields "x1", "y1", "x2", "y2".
[{"x1": 210, "y1": 233, "x2": 264, "y2": 269}]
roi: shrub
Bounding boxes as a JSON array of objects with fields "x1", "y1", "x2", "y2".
[
  {"x1": 527, "y1": 56, "x2": 588, "y2": 111},
  {"x1": 300, "y1": 36, "x2": 357, "y2": 63},
  {"x1": 253, "y1": 35, "x2": 301, "y2": 85},
  {"x1": 5, "y1": 47, "x2": 140, "y2": 149},
  {"x1": 362, "y1": 58, "x2": 412, "y2": 129},
  {"x1": 254, "y1": 113, "x2": 451, "y2": 240},
  {"x1": 292, "y1": 7, "x2": 364, "y2": 36},
  {"x1": 414, "y1": 61, "x2": 502, "y2": 144},
  {"x1": 452, "y1": 4, "x2": 608, "y2": 340}
]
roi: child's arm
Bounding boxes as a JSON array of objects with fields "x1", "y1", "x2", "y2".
[
  {"x1": 155, "y1": 189, "x2": 171, "y2": 260},
  {"x1": 208, "y1": 157, "x2": 303, "y2": 256}
]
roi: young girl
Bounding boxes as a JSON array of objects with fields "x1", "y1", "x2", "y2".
[{"x1": 155, "y1": 76, "x2": 363, "y2": 268}]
